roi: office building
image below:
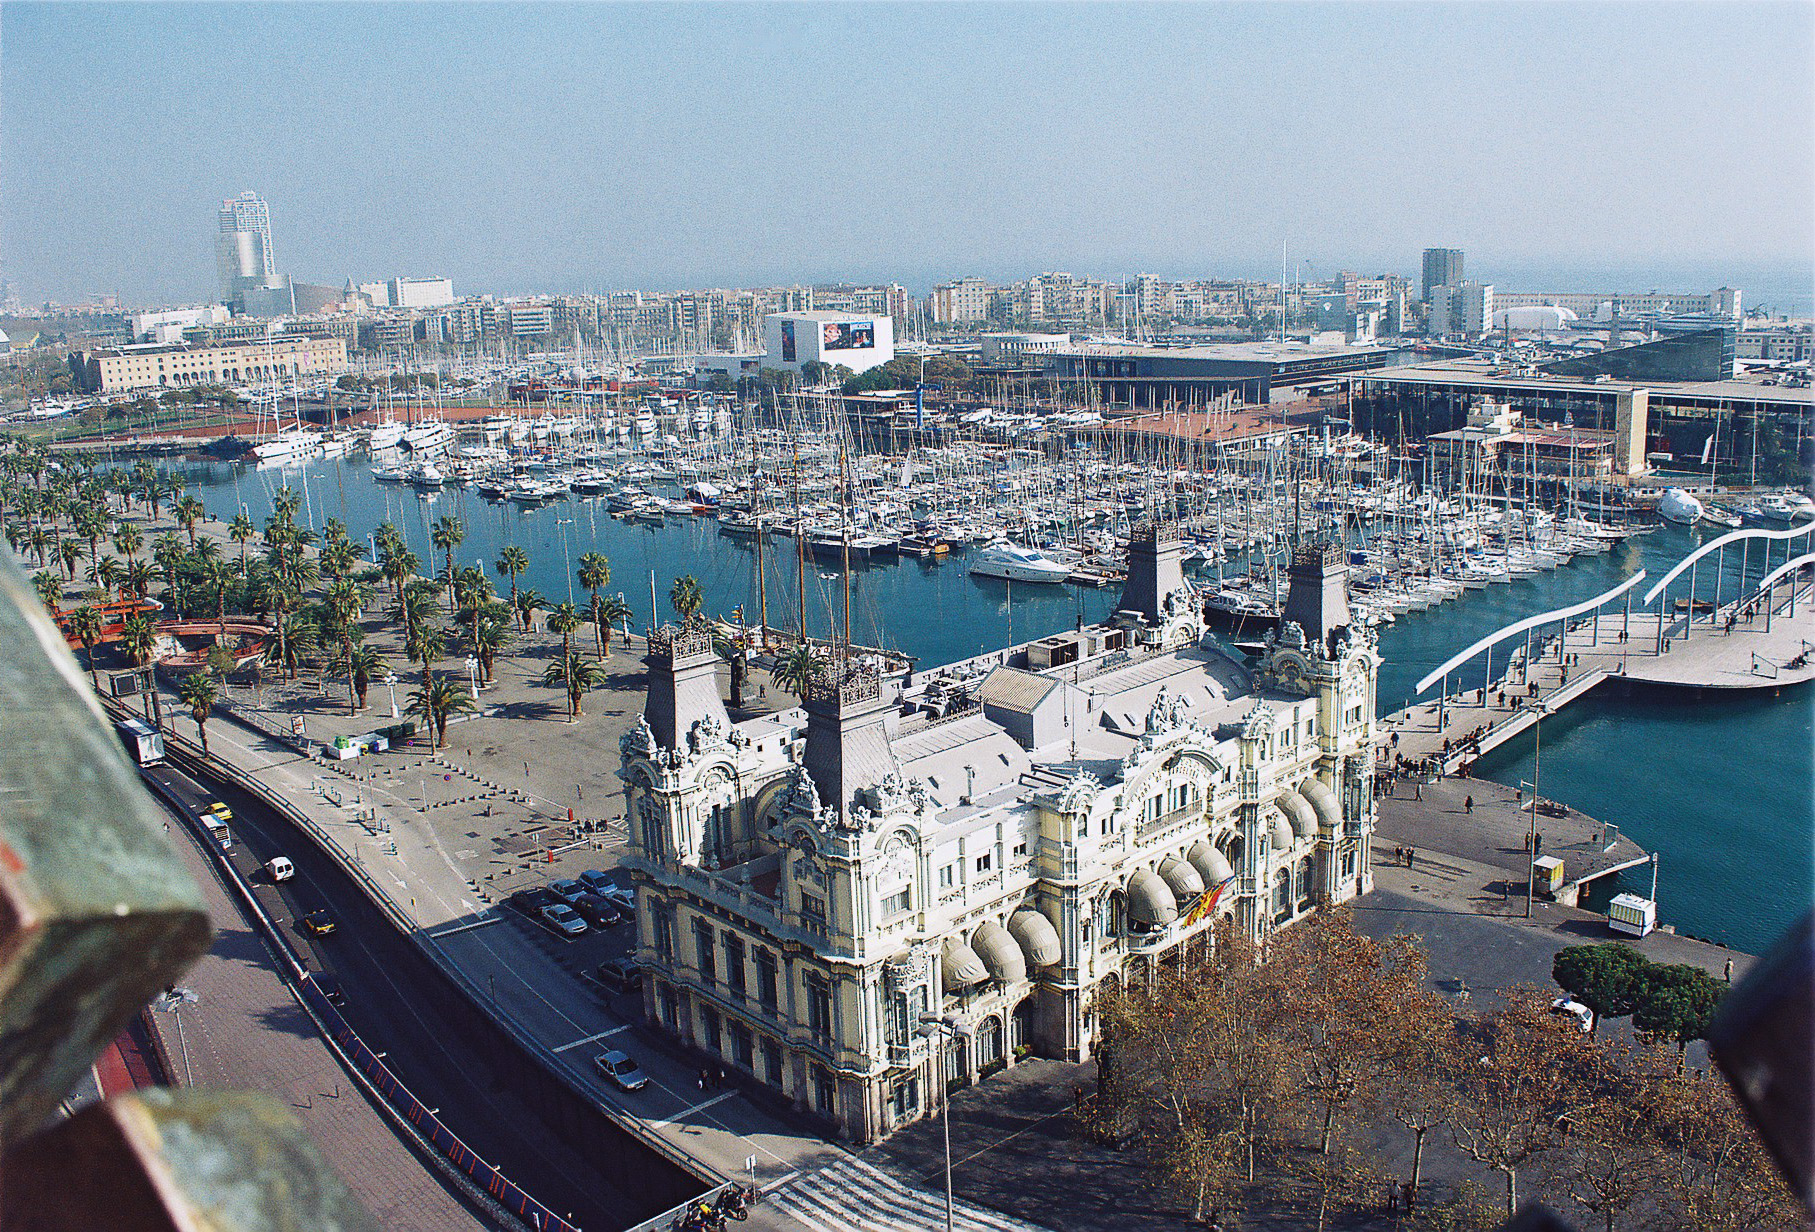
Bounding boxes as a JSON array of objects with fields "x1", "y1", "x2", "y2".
[
  {"x1": 931, "y1": 278, "x2": 994, "y2": 324},
  {"x1": 75, "y1": 336, "x2": 348, "y2": 393},
  {"x1": 216, "y1": 191, "x2": 279, "y2": 305},
  {"x1": 763, "y1": 311, "x2": 894, "y2": 375},
  {"x1": 619, "y1": 534, "x2": 1379, "y2": 1142},
  {"x1": 1421, "y1": 248, "x2": 1465, "y2": 302},
  {"x1": 1429, "y1": 282, "x2": 1493, "y2": 338}
]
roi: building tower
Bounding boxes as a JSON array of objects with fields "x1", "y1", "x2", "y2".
[
  {"x1": 1420, "y1": 248, "x2": 1464, "y2": 303},
  {"x1": 216, "y1": 192, "x2": 276, "y2": 306}
]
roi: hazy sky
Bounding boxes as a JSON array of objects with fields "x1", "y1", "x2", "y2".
[{"x1": 3, "y1": 2, "x2": 1811, "y2": 306}]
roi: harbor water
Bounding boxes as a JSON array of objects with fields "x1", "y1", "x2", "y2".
[{"x1": 170, "y1": 454, "x2": 1813, "y2": 955}]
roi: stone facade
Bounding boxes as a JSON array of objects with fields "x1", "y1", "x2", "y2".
[{"x1": 619, "y1": 540, "x2": 1379, "y2": 1142}]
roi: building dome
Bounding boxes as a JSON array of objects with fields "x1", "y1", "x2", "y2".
[{"x1": 1492, "y1": 305, "x2": 1579, "y2": 331}]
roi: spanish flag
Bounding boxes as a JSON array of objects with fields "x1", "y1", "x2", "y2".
[{"x1": 1184, "y1": 873, "x2": 1238, "y2": 927}]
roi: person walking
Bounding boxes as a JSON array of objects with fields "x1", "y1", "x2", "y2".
[
  {"x1": 1724, "y1": 958, "x2": 1733, "y2": 983},
  {"x1": 1464, "y1": 794, "x2": 1473, "y2": 814}
]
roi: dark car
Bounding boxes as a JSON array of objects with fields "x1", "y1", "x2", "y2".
[
  {"x1": 508, "y1": 886, "x2": 559, "y2": 918},
  {"x1": 299, "y1": 910, "x2": 338, "y2": 937},
  {"x1": 595, "y1": 957, "x2": 643, "y2": 994},
  {"x1": 310, "y1": 970, "x2": 345, "y2": 1006},
  {"x1": 571, "y1": 893, "x2": 624, "y2": 929}
]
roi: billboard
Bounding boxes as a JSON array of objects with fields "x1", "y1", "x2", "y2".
[
  {"x1": 780, "y1": 321, "x2": 796, "y2": 362},
  {"x1": 822, "y1": 321, "x2": 875, "y2": 351}
]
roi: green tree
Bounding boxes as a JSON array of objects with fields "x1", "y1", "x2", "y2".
[
  {"x1": 430, "y1": 514, "x2": 465, "y2": 610},
  {"x1": 1552, "y1": 944, "x2": 1650, "y2": 1039},
  {"x1": 670, "y1": 574, "x2": 705, "y2": 624},
  {"x1": 576, "y1": 551, "x2": 612, "y2": 656},
  {"x1": 514, "y1": 587, "x2": 547, "y2": 633},
  {"x1": 68, "y1": 604, "x2": 103, "y2": 689},
  {"x1": 546, "y1": 601, "x2": 581, "y2": 660},
  {"x1": 770, "y1": 642, "x2": 823, "y2": 696},
  {"x1": 227, "y1": 511, "x2": 256, "y2": 573},
  {"x1": 118, "y1": 613, "x2": 163, "y2": 729},
  {"x1": 176, "y1": 671, "x2": 218, "y2": 756},
  {"x1": 542, "y1": 652, "x2": 607, "y2": 720},
  {"x1": 597, "y1": 593, "x2": 634, "y2": 656},
  {"x1": 348, "y1": 643, "x2": 387, "y2": 711},
  {"x1": 409, "y1": 671, "x2": 475, "y2": 749},
  {"x1": 113, "y1": 521, "x2": 144, "y2": 563},
  {"x1": 495, "y1": 544, "x2": 529, "y2": 612},
  {"x1": 174, "y1": 494, "x2": 205, "y2": 547},
  {"x1": 468, "y1": 615, "x2": 511, "y2": 685},
  {"x1": 31, "y1": 569, "x2": 61, "y2": 611},
  {"x1": 1630, "y1": 963, "x2": 1725, "y2": 1065}
]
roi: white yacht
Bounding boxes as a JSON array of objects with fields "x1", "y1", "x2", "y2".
[
  {"x1": 403, "y1": 418, "x2": 453, "y2": 454},
  {"x1": 367, "y1": 417, "x2": 406, "y2": 451},
  {"x1": 252, "y1": 428, "x2": 319, "y2": 463},
  {"x1": 1657, "y1": 488, "x2": 1704, "y2": 526},
  {"x1": 968, "y1": 541, "x2": 1072, "y2": 583}
]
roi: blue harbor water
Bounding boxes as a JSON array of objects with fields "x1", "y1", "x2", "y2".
[{"x1": 168, "y1": 454, "x2": 1813, "y2": 955}]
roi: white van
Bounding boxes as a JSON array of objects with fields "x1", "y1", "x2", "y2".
[{"x1": 266, "y1": 857, "x2": 295, "y2": 883}]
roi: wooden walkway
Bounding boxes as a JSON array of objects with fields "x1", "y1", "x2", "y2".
[{"x1": 1382, "y1": 571, "x2": 1814, "y2": 774}]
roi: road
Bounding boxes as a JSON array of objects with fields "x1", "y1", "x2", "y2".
[
  {"x1": 147, "y1": 763, "x2": 494, "y2": 1231},
  {"x1": 149, "y1": 761, "x2": 649, "y2": 1231}
]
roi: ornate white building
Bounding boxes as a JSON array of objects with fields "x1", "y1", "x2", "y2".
[{"x1": 618, "y1": 531, "x2": 1380, "y2": 1142}]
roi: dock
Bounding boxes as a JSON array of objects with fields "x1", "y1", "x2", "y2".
[{"x1": 1384, "y1": 547, "x2": 1814, "y2": 775}]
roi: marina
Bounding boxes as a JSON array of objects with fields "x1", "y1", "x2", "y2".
[{"x1": 143, "y1": 407, "x2": 1815, "y2": 956}]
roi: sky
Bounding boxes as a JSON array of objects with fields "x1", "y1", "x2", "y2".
[{"x1": 2, "y1": 2, "x2": 1811, "y2": 307}]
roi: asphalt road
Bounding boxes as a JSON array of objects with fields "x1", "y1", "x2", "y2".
[{"x1": 149, "y1": 762, "x2": 649, "y2": 1232}]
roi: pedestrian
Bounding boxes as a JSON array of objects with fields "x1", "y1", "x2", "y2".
[
  {"x1": 163, "y1": 821, "x2": 170, "y2": 834},
  {"x1": 1407, "y1": 848, "x2": 1416, "y2": 871},
  {"x1": 1414, "y1": 781, "x2": 1422, "y2": 801},
  {"x1": 1724, "y1": 958, "x2": 1733, "y2": 983},
  {"x1": 717, "y1": 1066, "x2": 728, "y2": 1090},
  {"x1": 698, "y1": 1069, "x2": 709, "y2": 1091},
  {"x1": 1533, "y1": 832, "x2": 1544, "y2": 857},
  {"x1": 1465, "y1": 794, "x2": 1474, "y2": 814}
]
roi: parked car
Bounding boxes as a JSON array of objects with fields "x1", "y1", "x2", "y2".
[
  {"x1": 540, "y1": 903, "x2": 588, "y2": 937},
  {"x1": 577, "y1": 869, "x2": 617, "y2": 895},
  {"x1": 299, "y1": 910, "x2": 338, "y2": 937},
  {"x1": 593, "y1": 1049, "x2": 648, "y2": 1092},
  {"x1": 1550, "y1": 996, "x2": 1594, "y2": 1033},
  {"x1": 595, "y1": 958, "x2": 643, "y2": 994},
  {"x1": 548, "y1": 878, "x2": 588, "y2": 905},
  {"x1": 508, "y1": 886, "x2": 558, "y2": 918},
  {"x1": 571, "y1": 893, "x2": 624, "y2": 929},
  {"x1": 597, "y1": 884, "x2": 635, "y2": 914}
]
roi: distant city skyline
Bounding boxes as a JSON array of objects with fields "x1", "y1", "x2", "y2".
[{"x1": 3, "y1": 3, "x2": 1810, "y2": 308}]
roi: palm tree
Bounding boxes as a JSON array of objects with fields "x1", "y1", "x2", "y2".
[
  {"x1": 546, "y1": 601, "x2": 581, "y2": 660},
  {"x1": 73, "y1": 505, "x2": 109, "y2": 571},
  {"x1": 430, "y1": 515, "x2": 465, "y2": 611},
  {"x1": 118, "y1": 614, "x2": 162, "y2": 728},
  {"x1": 124, "y1": 560, "x2": 156, "y2": 604},
  {"x1": 348, "y1": 643, "x2": 387, "y2": 712},
  {"x1": 69, "y1": 604, "x2": 103, "y2": 689},
  {"x1": 405, "y1": 624, "x2": 446, "y2": 673},
  {"x1": 410, "y1": 671, "x2": 475, "y2": 748},
  {"x1": 271, "y1": 485, "x2": 302, "y2": 526},
  {"x1": 381, "y1": 545, "x2": 420, "y2": 607},
  {"x1": 57, "y1": 536, "x2": 87, "y2": 582},
  {"x1": 319, "y1": 538, "x2": 360, "y2": 582},
  {"x1": 153, "y1": 534, "x2": 186, "y2": 618},
  {"x1": 400, "y1": 581, "x2": 441, "y2": 642},
  {"x1": 496, "y1": 545, "x2": 529, "y2": 613},
  {"x1": 770, "y1": 642, "x2": 824, "y2": 697},
  {"x1": 32, "y1": 570, "x2": 61, "y2": 612},
  {"x1": 670, "y1": 574, "x2": 705, "y2": 625},
  {"x1": 514, "y1": 587, "x2": 547, "y2": 633},
  {"x1": 597, "y1": 593, "x2": 634, "y2": 656},
  {"x1": 93, "y1": 556, "x2": 125, "y2": 601},
  {"x1": 176, "y1": 671, "x2": 218, "y2": 756},
  {"x1": 174, "y1": 495, "x2": 205, "y2": 547},
  {"x1": 576, "y1": 552, "x2": 612, "y2": 656},
  {"x1": 543, "y1": 653, "x2": 608, "y2": 720},
  {"x1": 228, "y1": 511, "x2": 256, "y2": 573},
  {"x1": 113, "y1": 521, "x2": 144, "y2": 564},
  {"x1": 469, "y1": 615, "x2": 511, "y2": 684},
  {"x1": 199, "y1": 554, "x2": 233, "y2": 634}
]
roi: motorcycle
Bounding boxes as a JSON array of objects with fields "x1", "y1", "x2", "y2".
[{"x1": 715, "y1": 1182, "x2": 760, "y2": 1221}]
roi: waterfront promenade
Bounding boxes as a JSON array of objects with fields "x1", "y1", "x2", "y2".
[{"x1": 1383, "y1": 565, "x2": 1815, "y2": 777}]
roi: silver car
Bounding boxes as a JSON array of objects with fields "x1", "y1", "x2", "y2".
[{"x1": 540, "y1": 903, "x2": 588, "y2": 937}]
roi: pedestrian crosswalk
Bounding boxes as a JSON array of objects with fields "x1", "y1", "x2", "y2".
[{"x1": 764, "y1": 1154, "x2": 1050, "y2": 1232}]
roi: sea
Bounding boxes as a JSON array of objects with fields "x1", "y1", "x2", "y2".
[{"x1": 163, "y1": 454, "x2": 1813, "y2": 955}]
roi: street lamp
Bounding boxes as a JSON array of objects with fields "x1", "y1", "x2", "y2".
[
  {"x1": 384, "y1": 671, "x2": 399, "y2": 719},
  {"x1": 465, "y1": 655, "x2": 480, "y2": 699},
  {"x1": 154, "y1": 986, "x2": 199, "y2": 1085},
  {"x1": 556, "y1": 518, "x2": 575, "y2": 605},
  {"x1": 919, "y1": 1013, "x2": 961, "y2": 1232}
]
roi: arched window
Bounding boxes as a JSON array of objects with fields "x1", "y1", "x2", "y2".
[
  {"x1": 1272, "y1": 868, "x2": 1292, "y2": 926},
  {"x1": 1296, "y1": 854, "x2": 1315, "y2": 912},
  {"x1": 978, "y1": 1015, "x2": 1005, "y2": 1067},
  {"x1": 1012, "y1": 998, "x2": 1035, "y2": 1054}
]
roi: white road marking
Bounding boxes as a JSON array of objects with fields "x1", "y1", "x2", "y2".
[
  {"x1": 428, "y1": 917, "x2": 503, "y2": 938},
  {"x1": 552, "y1": 1025, "x2": 632, "y2": 1053}
]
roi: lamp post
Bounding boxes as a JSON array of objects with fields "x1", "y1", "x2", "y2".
[
  {"x1": 556, "y1": 518, "x2": 575, "y2": 606},
  {"x1": 384, "y1": 672, "x2": 399, "y2": 719},
  {"x1": 919, "y1": 1014, "x2": 960, "y2": 1232}
]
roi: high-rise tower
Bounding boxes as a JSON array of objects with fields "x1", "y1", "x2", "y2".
[{"x1": 216, "y1": 192, "x2": 276, "y2": 305}]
